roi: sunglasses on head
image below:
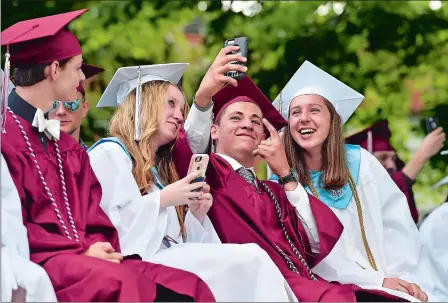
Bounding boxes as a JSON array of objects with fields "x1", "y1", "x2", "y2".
[{"x1": 49, "y1": 99, "x2": 81, "y2": 113}]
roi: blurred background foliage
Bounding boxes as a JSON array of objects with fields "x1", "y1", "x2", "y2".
[{"x1": 2, "y1": 0, "x2": 447, "y2": 213}]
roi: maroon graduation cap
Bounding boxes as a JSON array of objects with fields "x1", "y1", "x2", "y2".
[
  {"x1": 346, "y1": 120, "x2": 405, "y2": 169},
  {"x1": 212, "y1": 75, "x2": 287, "y2": 139},
  {"x1": 2, "y1": 9, "x2": 88, "y2": 68},
  {"x1": 1, "y1": 9, "x2": 89, "y2": 130},
  {"x1": 78, "y1": 64, "x2": 104, "y2": 96}
]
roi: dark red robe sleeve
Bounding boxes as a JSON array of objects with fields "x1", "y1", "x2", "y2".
[
  {"x1": 391, "y1": 171, "x2": 419, "y2": 223},
  {"x1": 306, "y1": 193, "x2": 344, "y2": 266}
]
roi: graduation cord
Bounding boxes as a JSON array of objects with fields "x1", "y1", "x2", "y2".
[
  {"x1": 307, "y1": 175, "x2": 378, "y2": 271},
  {"x1": 8, "y1": 108, "x2": 80, "y2": 242},
  {"x1": 259, "y1": 181, "x2": 318, "y2": 281}
]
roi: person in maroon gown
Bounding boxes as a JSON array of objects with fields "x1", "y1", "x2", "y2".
[
  {"x1": 346, "y1": 120, "x2": 445, "y2": 224},
  {"x1": 0, "y1": 10, "x2": 214, "y2": 302},
  {"x1": 190, "y1": 75, "x2": 407, "y2": 302}
]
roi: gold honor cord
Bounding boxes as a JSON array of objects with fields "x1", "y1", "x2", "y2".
[{"x1": 307, "y1": 176, "x2": 378, "y2": 271}]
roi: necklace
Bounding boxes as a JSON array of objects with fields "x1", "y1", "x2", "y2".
[{"x1": 8, "y1": 108, "x2": 79, "y2": 242}]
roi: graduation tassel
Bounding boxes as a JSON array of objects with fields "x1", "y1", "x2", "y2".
[
  {"x1": 1, "y1": 47, "x2": 11, "y2": 134},
  {"x1": 134, "y1": 66, "x2": 142, "y2": 141},
  {"x1": 367, "y1": 130, "x2": 373, "y2": 153}
]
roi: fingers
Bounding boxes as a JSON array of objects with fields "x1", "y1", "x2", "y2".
[
  {"x1": 279, "y1": 131, "x2": 285, "y2": 143},
  {"x1": 106, "y1": 258, "x2": 121, "y2": 264},
  {"x1": 106, "y1": 252, "x2": 123, "y2": 262},
  {"x1": 397, "y1": 279, "x2": 413, "y2": 295},
  {"x1": 190, "y1": 193, "x2": 213, "y2": 207},
  {"x1": 99, "y1": 242, "x2": 115, "y2": 253},
  {"x1": 196, "y1": 192, "x2": 212, "y2": 202},
  {"x1": 187, "y1": 181, "x2": 206, "y2": 192},
  {"x1": 201, "y1": 183, "x2": 210, "y2": 194},
  {"x1": 184, "y1": 171, "x2": 204, "y2": 182},
  {"x1": 214, "y1": 74, "x2": 239, "y2": 87},
  {"x1": 253, "y1": 148, "x2": 269, "y2": 159},
  {"x1": 218, "y1": 54, "x2": 247, "y2": 66},
  {"x1": 410, "y1": 284, "x2": 427, "y2": 302},
  {"x1": 262, "y1": 118, "x2": 279, "y2": 141},
  {"x1": 396, "y1": 284, "x2": 412, "y2": 295},
  {"x1": 216, "y1": 62, "x2": 248, "y2": 74},
  {"x1": 218, "y1": 45, "x2": 240, "y2": 58},
  {"x1": 186, "y1": 190, "x2": 204, "y2": 200}
]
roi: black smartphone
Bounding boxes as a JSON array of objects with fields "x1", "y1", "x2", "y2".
[
  {"x1": 224, "y1": 37, "x2": 249, "y2": 80},
  {"x1": 425, "y1": 117, "x2": 439, "y2": 134}
]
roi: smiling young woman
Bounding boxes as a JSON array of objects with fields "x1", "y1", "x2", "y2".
[{"x1": 270, "y1": 60, "x2": 436, "y2": 302}]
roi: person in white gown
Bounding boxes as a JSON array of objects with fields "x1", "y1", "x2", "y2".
[
  {"x1": 419, "y1": 176, "x2": 448, "y2": 301},
  {"x1": 1, "y1": 154, "x2": 57, "y2": 302},
  {"x1": 87, "y1": 62, "x2": 296, "y2": 302},
  {"x1": 265, "y1": 61, "x2": 437, "y2": 302}
]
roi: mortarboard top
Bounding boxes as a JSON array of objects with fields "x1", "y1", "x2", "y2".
[
  {"x1": 272, "y1": 60, "x2": 365, "y2": 124},
  {"x1": 96, "y1": 63, "x2": 188, "y2": 108},
  {"x1": 212, "y1": 74, "x2": 287, "y2": 139},
  {"x1": 77, "y1": 64, "x2": 105, "y2": 96},
  {"x1": 345, "y1": 120, "x2": 394, "y2": 152},
  {"x1": 1, "y1": 9, "x2": 88, "y2": 67}
]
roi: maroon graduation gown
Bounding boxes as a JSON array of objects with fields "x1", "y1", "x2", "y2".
[
  {"x1": 1, "y1": 109, "x2": 215, "y2": 302},
  {"x1": 173, "y1": 125, "x2": 194, "y2": 179},
  {"x1": 391, "y1": 171, "x2": 419, "y2": 224},
  {"x1": 206, "y1": 154, "x2": 406, "y2": 302}
]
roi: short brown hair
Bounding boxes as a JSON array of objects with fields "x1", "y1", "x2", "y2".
[
  {"x1": 283, "y1": 98, "x2": 349, "y2": 189},
  {"x1": 12, "y1": 58, "x2": 71, "y2": 87}
]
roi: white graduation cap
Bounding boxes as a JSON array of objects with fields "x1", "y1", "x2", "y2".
[
  {"x1": 96, "y1": 63, "x2": 188, "y2": 141},
  {"x1": 433, "y1": 176, "x2": 448, "y2": 188},
  {"x1": 272, "y1": 60, "x2": 365, "y2": 124}
]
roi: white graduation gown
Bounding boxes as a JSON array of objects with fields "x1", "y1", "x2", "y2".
[
  {"x1": 419, "y1": 203, "x2": 448, "y2": 301},
  {"x1": 88, "y1": 142, "x2": 297, "y2": 302},
  {"x1": 1, "y1": 155, "x2": 57, "y2": 302},
  {"x1": 311, "y1": 149, "x2": 438, "y2": 302}
]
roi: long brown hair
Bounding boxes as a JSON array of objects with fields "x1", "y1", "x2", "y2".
[
  {"x1": 284, "y1": 98, "x2": 349, "y2": 190},
  {"x1": 109, "y1": 80, "x2": 190, "y2": 236}
]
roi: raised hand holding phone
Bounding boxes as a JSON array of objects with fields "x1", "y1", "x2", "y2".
[
  {"x1": 195, "y1": 42, "x2": 248, "y2": 107},
  {"x1": 224, "y1": 37, "x2": 249, "y2": 80}
]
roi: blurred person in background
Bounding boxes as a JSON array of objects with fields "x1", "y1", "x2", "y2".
[{"x1": 346, "y1": 120, "x2": 446, "y2": 224}]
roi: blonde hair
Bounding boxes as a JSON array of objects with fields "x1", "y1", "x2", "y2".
[
  {"x1": 109, "y1": 80, "x2": 190, "y2": 236},
  {"x1": 284, "y1": 98, "x2": 349, "y2": 189}
]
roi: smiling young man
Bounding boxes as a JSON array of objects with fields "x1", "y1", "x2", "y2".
[{"x1": 48, "y1": 64, "x2": 103, "y2": 150}]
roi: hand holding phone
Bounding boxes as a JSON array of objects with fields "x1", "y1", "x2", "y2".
[
  {"x1": 224, "y1": 37, "x2": 249, "y2": 80},
  {"x1": 187, "y1": 154, "x2": 210, "y2": 192},
  {"x1": 425, "y1": 117, "x2": 439, "y2": 134}
]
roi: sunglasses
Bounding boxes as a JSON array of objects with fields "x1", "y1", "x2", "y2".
[{"x1": 49, "y1": 99, "x2": 81, "y2": 113}]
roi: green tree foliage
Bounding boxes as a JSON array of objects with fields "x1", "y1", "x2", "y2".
[{"x1": 3, "y1": 0, "x2": 447, "y2": 209}]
